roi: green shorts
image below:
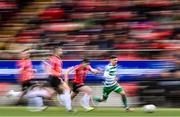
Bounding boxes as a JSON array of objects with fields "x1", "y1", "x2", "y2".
[{"x1": 102, "y1": 83, "x2": 123, "y2": 100}]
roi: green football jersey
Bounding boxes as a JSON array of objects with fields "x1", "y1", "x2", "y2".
[{"x1": 103, "y1": 63, "x2": 118, "y2": 87}]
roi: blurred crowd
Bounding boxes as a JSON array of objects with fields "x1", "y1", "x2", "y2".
[{"x1": 0, "y1": 0, "x2": 179, "y2": 59}]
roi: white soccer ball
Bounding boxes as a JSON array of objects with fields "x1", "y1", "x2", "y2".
[{"x1": 143, "y1": 104, "x2": 156, "y2": 113}]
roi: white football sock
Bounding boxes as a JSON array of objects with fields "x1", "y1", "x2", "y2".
[
  {"x1": 81, "y1": 93, "x2": 90, "y2": 109},
  {"x1": 26, "y1": 88, "x2": 49, "y2": 98},
  {"x1": 28, "y1": 97, "x2": 43, "y2": 107},
  {"x1": 58, "y1": 89, "x2": 72, "y2": 111},
  {"x1": 57, "y1": 94, "x2": 65, "y2": 106},
  {"x1": 64, "y1": 89, "x2": 72, "y2": 110}
]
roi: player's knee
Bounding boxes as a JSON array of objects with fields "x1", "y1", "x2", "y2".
[
  {"x1": 89, "y1": 88, "x2": 93, "y2": 94},
  {"x1": 55, "y1": 87, "x2": 63, "y2": 94},
  {"x1": 71, "y1": 92, "x2": 78, "y2": 98},
  {"x1": 120, "y1": 90, "x2": 126, "y2": 96},
  {"x1": 60, "y1": 83, "x2": 70, "y2": 90},
  {"x1": 120, "y1": 92, "x2": 126, "y2": 97},
  {"x1": 85, "y1": 88, "x2": 92, "y2": 95}
]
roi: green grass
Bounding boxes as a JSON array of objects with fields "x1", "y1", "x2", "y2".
[{"x1": 0, "y1": 106, "x2": 179, "y2": 117}]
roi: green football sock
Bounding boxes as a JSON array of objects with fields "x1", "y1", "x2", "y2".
[
  {"x1": 121, "y1": 95, "x2": 128, "y2": 108},
  {"x1": 93, "y1": 96, "x2": 101, "y2": 102}
]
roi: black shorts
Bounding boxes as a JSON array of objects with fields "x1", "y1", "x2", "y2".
[
  {"x1": 48, "y1": 75, "x2": 63, "y2": 89},
  {"x1": 21, "y1": 80, "x2": 34, "y2": 91},
  {"x1": 71, "y1": 82, "x2": 85, "y2": 93}
]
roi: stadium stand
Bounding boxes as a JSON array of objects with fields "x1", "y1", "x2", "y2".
[{"x1": 0, "y1": 0, "x2": 179, "y2": 59}]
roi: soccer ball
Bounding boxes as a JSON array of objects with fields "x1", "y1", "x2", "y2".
[{"x1": 143, "y1": 104, "x2": 156, "y2": 113}]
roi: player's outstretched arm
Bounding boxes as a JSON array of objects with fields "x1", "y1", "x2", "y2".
[{"x1": 89, "y1": 66, "x2": 102, "y2": 74}]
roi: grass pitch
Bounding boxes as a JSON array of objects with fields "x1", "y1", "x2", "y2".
[{"x1": 0, "y1": 106, "x2": 179, "y2": 117}]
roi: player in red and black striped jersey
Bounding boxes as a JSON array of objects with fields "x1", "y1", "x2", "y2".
[
  {"x1": 47, "y1": 47, "x2": 72, "y2": 111},
  {"x1": 65, "y1": 58, "x2": 100, "y2": 111},
  {"x1": 47, "y1": 48, "x2": 63, "y2": 92},
  {"x1": 17, "y1": 50, "x2": 35, "y2": 91},
  {"x1": 7, "y1": 49, "x2": 37, "y2": 105}
]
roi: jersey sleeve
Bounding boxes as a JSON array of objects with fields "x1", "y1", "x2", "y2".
[
  {"x1": 87, "y1": 65, "x2": 92, "y2": 71},
  {"x1": 73, "y1": 65, "x2": 80, "y2": 71}
]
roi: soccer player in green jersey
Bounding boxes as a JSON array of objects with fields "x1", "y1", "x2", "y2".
[{"x1": 93, "y1": 56, "x2": 132, "y2": 111}]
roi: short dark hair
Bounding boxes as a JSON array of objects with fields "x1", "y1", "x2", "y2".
[
  {"x1": 82, "y1": 57, "x2": 90, "y2": 63},
  {"x1": 110, "y1": 55, "x2": 117, "y2": 59}
]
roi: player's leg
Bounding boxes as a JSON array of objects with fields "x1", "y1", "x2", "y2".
[
  {"x1": 113, "y1": 85, "x2": 132, "y2": 111},
  {"x1": 58, "y1": 81, "x2": 72, "y2": 111},
  {"x1": 48, "y1": 76, "x2": 72, "y2": 111},
  {"x1": 7, "y1": 80, "x2": 33, "y2": 102},
  {"x1": 25, "y1": 86, "x2": 50, "y2": 111},
  {"x1": 71, "y1": 92, "x2": 78, "y2": 100},
  {"x1": 76, "y1": 85, "x2": 94, "y2": 111},
  {"x1": 93, "y1": 86, "x2": 113, "y2": 103},
  {"x1": 114, "y1": 88, "x2": 128, "y2": 108},
  {"x1": 71, "y1": 83, "x2": 79, "y2": 100},
  {"x1": 27, "y1": 96, "x2": 44, "y2": 112},
  {"x1": 48, "y1": 76, "x2": 71, "y2": 110}
]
